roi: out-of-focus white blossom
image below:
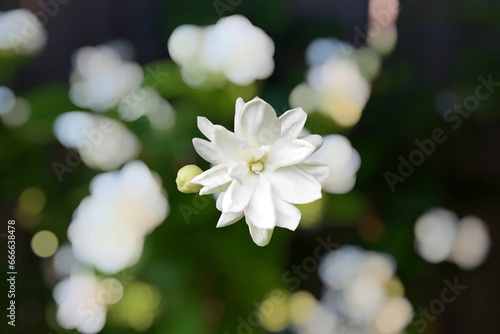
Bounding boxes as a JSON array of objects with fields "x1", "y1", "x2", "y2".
[
  {"x1": 118, "y1": 87, "x2": 176, "y2": 130},
  {"x1": 53, "y1": 112, "x2": 141, "y2": 171},
  {"x1": 52, "y1": 244, "x2": 79, "y2": 279},
  {"x1": 0, "y1": 86, "x2": 32, "y2": 128},
  {"x1": 293, "y1": 246, "x2": 412, "y2": 334},
  {"x1": 310, "y1": 134, "x2": 360, "y2": 194},
  {"x1": 414, "y1": 208, "x2": 457, "y2": 263},
  {"x1": 290, "y1": 38, "x2": 371, "y2": 128},
  {"x1": 168, "y1": 15, "x2": 274, "y2": 86},
  {"x1": 450, "y1": 216, "x2": 491, "y2": 270},
  {"x1": 0, "y1": 9, "x2": 47, "y2": 56},
  {"x1": 69, "y1": 45, "x2": 143, "y2": 112},
  {"x1": 53, "y1": 272, "x2": 123, "y2": 334},
  {"x1": 189, "y1": 97, "x2": 330, "y2": 246},
  {"x1": 414, "y1": 208, "x2": 490, "y2": 270},
  {"x1": 68, "y1": 160, "x2": 169, "y2": 274},
  {"x1": 0, "y1": 86, "x2": 16, "y2": 115}
]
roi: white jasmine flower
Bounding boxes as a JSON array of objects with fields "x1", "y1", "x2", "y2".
[
  {"x1": 190, "y1": 97, "x2": 330, "y2": 246},
  {"x1": 168, "y1": 15, "x2": 274, "y2": 86},
  {"x1": 69, "y1": 45, "x2": 143, "y2": 112},
  {"x1": 68, "y1": 161, "x2": 169, "y2": 274},
  {"x1": 0, "y1": 9, "x2": 47, "y2": 56},
  {"x1": 309, "y1": 134, "x2": 361, "y2": 194},
  {"x1": 53, "y1": 112, "x2": 141, "y2": 171},
  {"x1": 53, "y1": 272, "x2": 123, "y2": 334}
]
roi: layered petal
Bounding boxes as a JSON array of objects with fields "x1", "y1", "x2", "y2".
[
  {"x1": 197, "y1": 116, "x2": 216, "y2": 141},
  {"x1": 216, "y1": 211, "x2": 244, "y2": 228},
  {"x1": 297, "y1": 161, "x2": 331, "y2": 183},
  {"x1": 228, "y1": 161, "x2": 249, "y2": 183},
  {"x1": 192, "y1": 138, "x2": 223, "y2": 165},
  {"x1": 244, "y1": 175, "x2": 275, "y2": 229},
  {"x1": 274, "y1": 195, "x2": 301, "y2": 231},
  {"x1": 235, "y1": 97, "x2": 280, "y2": 145},
  {"x1": 213, "y1": 125, "x2": 249, "y2": 162},
  {"x1": 247, "y1": 219, "x2": 274, "y2": 247},
  {"x1": 191, "y1": 164, "x2": 232, "y2": 195},
  {"x1": 222, "y1": 175, "x2": 256, "y2": 213},
  {"x1": 266, "y1": 136, "x2": 316, "y2": 171},
  {"x1": 278, "y1": 107, "x2": 307, "y2": 138},
  {"x1": 300, "y1": 134, "x2": 323, "y2": 152},
  {"x1": 234, "y1": 97, "x2": 245, "y2": 134},
  {"x1": 268, "y1": 166, "x2": 322, "y2": 204}
]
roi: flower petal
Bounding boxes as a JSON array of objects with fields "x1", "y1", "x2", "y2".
[
  {"x1": 268, "y1": 166, "x2": 322, "y2": 204},
  {"x1": 297, "y1": 161, "x2": 331, "y2": 183},
  {"x1": 246, "y1": 219, "x2": 274, "y2": 247},
  {"x1": 213, "y1": 125, "x2": 249, "y2": 162},
  {"x1": 197, "y1": 116, "x2": 216, "y2": 141},
  {"x1": 216, "y1": 211, "x2": 243, "y2": 228},
  {"x1": 191, "y1": 164, "x2": 232, "y2": 195},
  {"x1": 222, "y1": 174, "x2": 256, "y2": 213},
  {"x1": 274, "y1": 195, "x2": 301, "y2": 231},
  {"x1": 244, "y1": 175, "x2": 276, "y2": 229},
  {"x1": 300, "y1": 134, "x2": 323, "y2": 152},
  {"x1": 192, "y1": 138, "x2": 223, "y2": 165},
  {"x1": 234, "y1": 97, "x2": 245, "y2": 134},
  {"x1": 278, "y1": 107, "x2": 307, "y2": 138},
  {"x1": 236, "y1": 97, "x2": 280, "y2": 145},
  {"x1": 228, "y1": 161, "x2": 249, "y2": 183},
  {"x1": 266, "y1": 136, "x2": 316, "y2": 171},
  {"x1": 216, "y1": 191, "x2": 225, "y2": 211}
]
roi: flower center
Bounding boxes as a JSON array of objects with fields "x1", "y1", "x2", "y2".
[{"x1": 249, "y1": 161, "x2": 264, "y2": 174}]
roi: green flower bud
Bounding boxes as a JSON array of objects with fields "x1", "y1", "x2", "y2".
[{"x1": 176, "y1": 165, "x2": 203, "y2": 193}]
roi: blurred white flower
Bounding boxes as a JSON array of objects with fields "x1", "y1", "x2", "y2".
[
  {"x1": 0, "y1": 9, "x2": 47, "y2": 56},
  {"x1": 53, "y1": 272, "x2": 123, "y2": 334},
  {"x1": 0, "y1": 86, "x2": 31, "y2": 128},
  {"x1": 118, "y1": 87, "x2": 176, "y2": 130},
  {"x1": 294, "y1": 246, "x2": 412, "y2": 334},
  {"x1": 68, "y1": 160, "x2": 169, "y2": 274},
  {"x1": 414, "y1": 208, "x2": 491, "y2": 270},
  {"x1": 450, "y1": 215, "x2": 491, "y2": 270},
  {"x1": 0, "y1": 86, "x2": 16, "y2": 115},
  {"x1": 168, "y1": 15, "x2": 274, "y2": 86},
  {"x1": 310, "y1": 134, "x2": 360, "y2": 194},
  {"x1": 414, "y1": 208, "x2": 457, "y2": 263},
  {"x1": 190, "y1": 97, "x2": 330, "y2": 246},
  {"x1": 52, "y1": 243, "x2": 79, "y2": 279},
  {"x1": 290, "y1": 38, "x2": 371, "y2": 127},
  {"x1": 69, "y1": 45, "x2": 143, "y2": 112},
  {"x1": 53, "y1": 111, "x2": 141, "y2": 171}
]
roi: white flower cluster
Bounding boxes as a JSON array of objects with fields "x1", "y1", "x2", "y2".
[
  {"x1": 289, "y1": 38, "x2": 379, "y2": 128},
  {"x1": 53, "y1": 111, "x2": 141, "y2": 171},
  {"x1": 69, "y1": 45, "x2": 144, "y2": 112},
  {"x1": 53, "y1": 272, "x2": 123, "y2": 334},
  {"x1": 414, "y1": 208, "x2": 490, "y2": 270},
  {"x1": 0, "y1": 9, "x2": 47, "y2": 56},
  {"x1": 68, "y1": 160, "x2": 169, "y2": 274},
  {"x1": 168, "y1": 15, "x2": 274, "y2": 86},
  {"x1": 293, "y1": 246, "x2": 413, "y2": 334},
  {"x1": 0, "y1": 86, "x2": 31, "y2": 127},
  {"x1": 310, "y1": 134, "x2": 360, "y2": 194}
]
